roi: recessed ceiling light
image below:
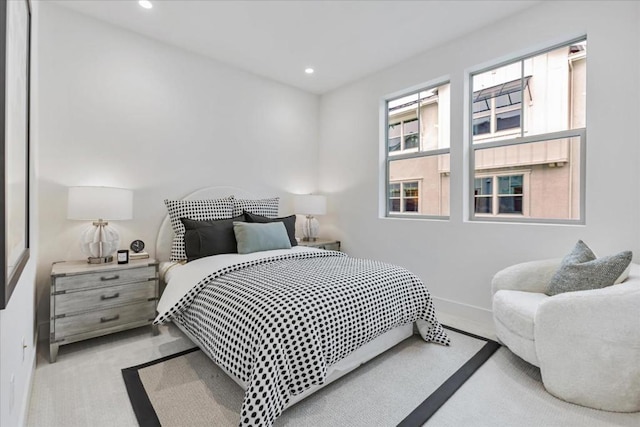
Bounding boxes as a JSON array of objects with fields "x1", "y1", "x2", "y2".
[
  {"x1": 305, "y1": 68, "x2": 314, "y2": 75},
  {"x1": 139, "y1": 0, "x2": 153, "y2": 9}
]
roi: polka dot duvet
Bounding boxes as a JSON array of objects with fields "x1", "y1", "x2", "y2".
[{"x1": 154, "y1": 248, "x2": 449, "y2": 427}]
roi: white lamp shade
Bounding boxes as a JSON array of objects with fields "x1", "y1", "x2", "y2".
[
  {"x1": 295, "y1": 194, "x2": 327, "y2": 216},
  {"x1": 67, "y1": 186, "x2": 133, "y2": 220}
]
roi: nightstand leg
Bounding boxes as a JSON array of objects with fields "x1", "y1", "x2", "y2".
[
  {"x1": 151, "y1": 324, "x2": 159, "y2": 336},
  {"x1": 49, "y1": 343, "x2": 59, "y2": 363}
]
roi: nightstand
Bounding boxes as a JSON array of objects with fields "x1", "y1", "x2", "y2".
[
  {"x1": 50, "y1": 258, "x2": 159, "y2": 363},
  {"x1": 298, "y1": 239, "x2": 341, "y2": 251}
]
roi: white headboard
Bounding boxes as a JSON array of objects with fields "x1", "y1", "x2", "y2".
[{"x1": 155, "y1": 186, "x2": 258, "y2": 262}]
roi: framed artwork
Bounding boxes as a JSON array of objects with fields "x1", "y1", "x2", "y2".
[{"x1": 0, "y1": 0, "x2": 31, "y2": 310}]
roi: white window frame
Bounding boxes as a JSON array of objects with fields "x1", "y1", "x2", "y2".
[
  {"x1": 384, "y1": 80, "x2": 450, "y2": 220},
  {"x1": 469, "y1": 37, "x2": 587, "y2": 225}
]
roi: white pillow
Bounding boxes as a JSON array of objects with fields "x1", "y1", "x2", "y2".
[{"x1": 232, "y1": 197, "x2": 279, "y2": 218}]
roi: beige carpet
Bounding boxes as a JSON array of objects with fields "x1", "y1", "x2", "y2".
[
  {"x1": 128, "y1": 329, "x2": 487, "y2": 426},
  {"x1": 125, "y1": 327, "x2": 640, "y2": 427},
  {"x1": 426, "y1": 347, "x2": 640, "y2": 427}
]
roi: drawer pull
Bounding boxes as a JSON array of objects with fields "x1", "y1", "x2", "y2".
[
  {"x1": 100, "y1": 275, "x2": 120, "y2": 281},
  {"x1": 100, "y1": 293, "x2": 120, "y2": 301},
  {"x1": 100, "y1": 314, "x2": 120, "y2": 323}
]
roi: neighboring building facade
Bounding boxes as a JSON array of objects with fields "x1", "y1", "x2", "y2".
[{"x1": 387, "y1": 41, "x2": 586, "y2": 221}]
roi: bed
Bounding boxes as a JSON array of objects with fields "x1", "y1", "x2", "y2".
[{"x1": 154, "y1": 187, "x2": 449, "y2": 427}]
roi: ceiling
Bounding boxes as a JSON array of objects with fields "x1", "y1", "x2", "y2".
[{"x1": 53, "y1": 0, "x2": 539, "y2": 94}]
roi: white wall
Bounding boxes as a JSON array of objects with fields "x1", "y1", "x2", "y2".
[
  {"x1": 35, "y1": 4, "x2": 320, "y2": 333},
  {"x1": 318, "y1": 1, "x2": 640, "y2": 329},
  {"x1": 0, "y1": 262, "x2": 36, "y2": 427},
  {"x1": 0, "y1": 0, "x2": 40, "y2": 423}
]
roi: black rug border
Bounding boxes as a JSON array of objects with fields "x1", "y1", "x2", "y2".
[
  {"x1": 121, "y1": 347, "x2": 198, "y2": 427},
  {"x1": 442, "y1": 323, "x2": 492, "y2": 343},
  {"x1": 122, "y1": 327, "x2": 499, "y2": 427},
  {"x1": 397, "y1": 325, "x2": 501, "y2": 427}
]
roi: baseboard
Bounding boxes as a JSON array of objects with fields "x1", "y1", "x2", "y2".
[{"x1": 432, "y1": 297, "x2": 496, "y2": 341}]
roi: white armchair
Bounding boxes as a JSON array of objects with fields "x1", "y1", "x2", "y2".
[{"x1": 492, "y1": 259, "x2": 640, "y2": 412}]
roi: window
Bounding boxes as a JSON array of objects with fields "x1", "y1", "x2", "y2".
[
  {"x1": 474, "y1": 177, "x2": 493, "y2": 214},
  {"x1": 497, "y1": 175, "x2": 523, "y2": 214},
  {"x1": 385, "y1": 82, "x2": 450, "y2": 218},
  {"x1": 470, "y1": 38, "x2": 586, "y2": 223},
  {"x1": 474, "y1": 174, "x2": 524, "y2": 216},
  {"x1": 389, "y1": 181, "x2": 420, "y2": 213},
  {"x1": 473, "y1": 77, "x2": 528, "y2": 138},
  {"x1": 388, "y1": 118, "x2": 419, "y2": 152}
]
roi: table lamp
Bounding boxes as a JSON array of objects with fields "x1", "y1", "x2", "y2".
[
  {"x1": 67, "y1": 186, "x2": 133, "y2": 263},
  {"x1": 294, "y1": 194, "x2": 327, "y2": 241}
]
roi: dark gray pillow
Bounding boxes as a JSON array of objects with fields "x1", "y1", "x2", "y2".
[
  {"x1": 547, "y1": 240, "x2": 632, "y2": 296},
  {"x1": 244, "y1": 211, "x2": 298, "y2": 247},
  {"x1": 181, "y1": 215, "x2": 244, "y2": 261}
]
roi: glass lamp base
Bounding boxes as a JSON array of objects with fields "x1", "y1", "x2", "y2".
[
  {"x1": 79, "y1": 221, "x2": 120, "y2": 263},
  {"x1": 302, "y1": 216, "x2": 320, "y2": 241}
]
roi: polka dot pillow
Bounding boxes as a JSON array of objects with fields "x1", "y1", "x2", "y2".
[
  {"x1": 164, "y1": 197, "x2": 234, "y2": 261},
  {"x1": 232, "y1": 197, "x2": 279, "y2": 218}
]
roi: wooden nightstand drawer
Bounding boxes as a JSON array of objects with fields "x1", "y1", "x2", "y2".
[
  {"x1": 54, "y1": 301, "x2": 156, "y2": 338},
  {"x1": 55, "y1": 266, "x2": 156, "y2": 292},
  {"x1": 50, "y1": 259, "x2": 160, "y2": 362},
  {"x1": 54, "y1": 280, "x2": 157, "y2": 314}
]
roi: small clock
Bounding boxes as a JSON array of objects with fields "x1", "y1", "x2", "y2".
[{"x1": 130, "y1": 239, "x2": 145, "y2": 253}]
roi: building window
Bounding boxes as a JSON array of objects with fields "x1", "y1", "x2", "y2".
[
  {"x1": 473, "y1": 77, "x2": 527, "y2": 138},
  {"x1": 498, "y1": 175, "x2": 523, "y2": 214},
  {"x1": 470, "y1": 38, "x2": 586, "y2": 223},
  {"x1": 389, "y1": 181, "x2": 420, "y2": 213},
  {"x1": 474, "y1": 177, "x2": 493, "y2": 214},
  {"x1": 474, "y1": 174, "x2": 524, "y2": 216},
  {"x1": 385, "y1": 81, "x2": 450, "y2": 218},
  {"x1": 388, "y1": 118, "x2": 419, "y2": 152}
]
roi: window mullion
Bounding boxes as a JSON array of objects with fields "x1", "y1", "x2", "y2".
[
  {"x1": 491, "y1": 98, "x2": 496, "y2": 133},
  {"x1": 520, "y1": 59, "x2": 525, "y2": 137},
  {"x1": 475, "y1": 128, "x2": 585, "y2": 150},
  {"x1": 494, "y1": 176, "x2": 501, "y2": 215}
]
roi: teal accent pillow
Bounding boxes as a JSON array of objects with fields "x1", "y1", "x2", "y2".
[{"x1": 233, "y1": 221, "x2": 292, "y2": 254}]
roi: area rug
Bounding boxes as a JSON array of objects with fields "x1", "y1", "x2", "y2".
[
  {"x1": 122, "y1": 326, "x2": 499, "y2": 427},
  {"x1": 424, "y1": 347, "x2": 640, "y2": 427}
]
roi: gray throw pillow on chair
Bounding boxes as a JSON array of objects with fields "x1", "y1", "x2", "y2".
[{"x1": 547, "y1": 240, "x2": 632, "y2": 296}]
